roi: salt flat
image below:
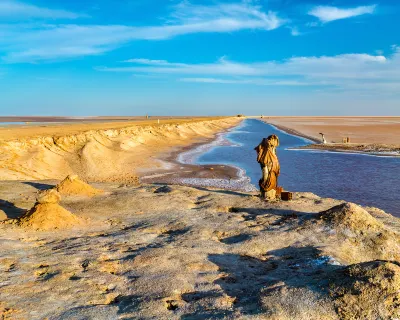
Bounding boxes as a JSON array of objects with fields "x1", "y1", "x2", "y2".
[{"x1": 265, "y1": 116, "x2": 400, "y2": 145}]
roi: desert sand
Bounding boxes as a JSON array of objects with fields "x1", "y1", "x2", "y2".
[
  {"x1": 1, "y1": 116, "x2": 400, "y2": 319},
  {"x1": 0, "y1": 117, "x2": 240, "y2": 181}
]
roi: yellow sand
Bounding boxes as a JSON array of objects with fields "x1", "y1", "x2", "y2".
[
  {"x1": 15, "y1": 189, "x2": 82, "y2": 231},
  {"x1": 56, "y1": 175, "x2": 103, "y2": 197},
  {"x1": 17, "y1": 202, "x2": 82, "y2": 231},
  {"x1": 0, "y1": 117, "x2": 239, "y2": 181}
]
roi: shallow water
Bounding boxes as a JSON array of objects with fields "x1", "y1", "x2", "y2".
[
  {"x1": 196, "y1": 119, "x2": 400, "y2": 216},
  {"x1": 0, "y1": 122, "x2": 29, "y2": 126},
  {"x1": 0, "y1": 121, "x2": 66, "y2": 126},
  {"x1": 0, "y1": 120, "x2": 125, "y2": 127}
]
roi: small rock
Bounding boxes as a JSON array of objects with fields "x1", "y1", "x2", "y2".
[
  {"x1": 164, "y1": 299, "x2": 179, "y2": 311},
  {"x1": 81, "y1": 259, "x2": 90, "y2": 272},
  {"x1": 154, "y1": 186, "x2": 173, "y2": 194}
]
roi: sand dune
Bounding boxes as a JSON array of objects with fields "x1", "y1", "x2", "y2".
[{"x1": 0, "y1": 117, "x2": 240, "y2": 181}]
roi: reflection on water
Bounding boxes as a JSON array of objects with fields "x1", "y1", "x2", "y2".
[{"x1": 197, "y1": 119, "x2": 400, "y2": 216}]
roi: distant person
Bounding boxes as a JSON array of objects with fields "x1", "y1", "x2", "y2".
[
  {"x1": 254, "y1": 134, "x2": 280, "y2": 200},
  {"x1": 320, "y1": 133, "x2": 327, "y2": 144}
]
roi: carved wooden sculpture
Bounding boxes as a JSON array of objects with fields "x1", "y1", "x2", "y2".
[{"x1": 254, "y1": 134, "x2": 280, "y2": 200}]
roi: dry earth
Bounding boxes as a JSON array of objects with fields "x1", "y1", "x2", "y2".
[
  {"x1": 1, "y1": 179, "x2": 400, "y2": 319},
  {"x1": 262, "y1": 117, "x2": 400, "y2": 156},
  {"x1": 264, "y1": 117, "x2": 400, "y2": 145}
]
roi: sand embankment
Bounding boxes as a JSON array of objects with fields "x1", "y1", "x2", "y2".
[
  {"x1": 262, "y1": 117, "x2": 400, "y2": 156},
  {"x1": 0, "y1": 117, "x2": 240, "y2": 181}
]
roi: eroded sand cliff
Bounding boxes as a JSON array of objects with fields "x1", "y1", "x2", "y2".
[{"x1": 0, "y1": 118, "x2": 240, "y2": 181}]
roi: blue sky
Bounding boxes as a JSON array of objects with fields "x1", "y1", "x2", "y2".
[{"x1": 0, "y1": 0, "x2": 399, "y2": 116}]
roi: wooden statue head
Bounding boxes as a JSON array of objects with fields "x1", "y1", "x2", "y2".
[{"x1": 267, "y1": 134, "x2": 279, "y2": 148}]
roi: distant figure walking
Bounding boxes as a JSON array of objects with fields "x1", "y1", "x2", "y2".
[
  {"x1": 319, "y1": 133, "x2": 327, "y2": 144},
  {"x1": 254, "y1": 135, "x2": 280, "y2": 200}
]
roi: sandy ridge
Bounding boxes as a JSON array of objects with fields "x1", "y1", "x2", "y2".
[{"x1": 0, "y1": 117, "x2": 241, "y2": 181}]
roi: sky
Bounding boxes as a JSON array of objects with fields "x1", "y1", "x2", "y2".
[{"x1": 0, "y1": 0, "x2": 399, "y2": 116}]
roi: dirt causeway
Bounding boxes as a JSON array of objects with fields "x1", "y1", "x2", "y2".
[{"x1": 265, "y1": 116, "x2": 400, "y2": 145}]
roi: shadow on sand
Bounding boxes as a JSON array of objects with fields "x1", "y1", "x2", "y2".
[
  {"x1": 0, "y1": 199, "x2": 26, "y2": 219},
  {"x1": 23, "y1": 181, "x2": 55, "y2": 190},
  {"x1": 151, "y1": 183, "x2": 253, "y2": 198},
  {"x1": 181, "y1": 246, "x2": 342, "y2": 318}
]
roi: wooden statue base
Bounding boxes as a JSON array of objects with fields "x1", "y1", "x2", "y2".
[{"x1": 260, "y1": 186, "x2": 292, "y2": 201}]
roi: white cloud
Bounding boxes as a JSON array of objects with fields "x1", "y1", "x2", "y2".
[
  {"x1": 309, "y1": 5, "x2": 376, "y2": 23},
  {"x1": 181, "y1": 77, "x2": 243, "y2": 84},
  {"x1": 0, "y1": 0, "x2": 86, "y2": 19},
  {"x1": 288, "y1": 26, "x2": 300, "y2": 36},
  {"x1": 122, "y1": 58, "x2": 187, "y2": 67},
  {"x1": 99, "y1": 53, "x2": 389, "y2": 79},
  {"x1": 7, "y1": 46, "x2": 106, "y2": 61},
  {"x1": 98, "y1": 49, "x2": 400, "y2": 94},
  {"x1": 180, "y1": 77, "x2": 310, "y2": 86},
  {"x1": 1, "y1": 1, "x2": 285, "y2": 62},
  {"x1": 169, "y1": 1, "x2": 283, "y2": 31}
]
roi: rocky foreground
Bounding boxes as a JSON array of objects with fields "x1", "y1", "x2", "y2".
[{"x1": 1, "y1": 178, "x2": 400, "y2": 319}]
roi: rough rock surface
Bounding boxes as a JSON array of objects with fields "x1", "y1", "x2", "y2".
[
  {"x1": 0, "y1": 182, "x2": 399, "y2": 319},
  {"x1": 317, "y1": 202, "x2": 400, "y2": 263},
  {"x1": 319, "y1": 202, "x2": 384, "y2": 232},
  {"x1": 330, "y1": 260, "x2": 400, "y2": 320}
]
